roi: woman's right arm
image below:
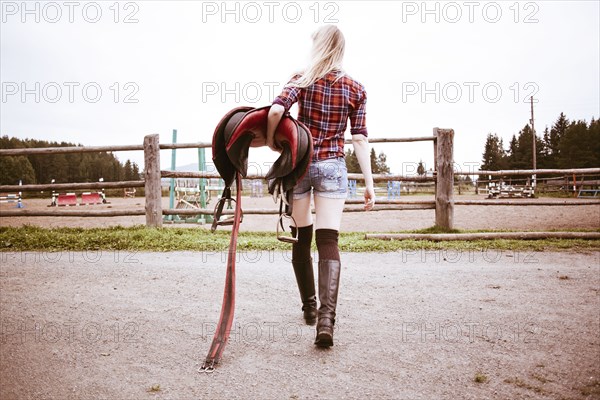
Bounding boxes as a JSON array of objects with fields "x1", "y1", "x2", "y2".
[{"x1": 352, "y1": 134, "x2": 375, "y2": 211}]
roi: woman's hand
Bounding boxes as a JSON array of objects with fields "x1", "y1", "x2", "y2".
[{"x1": 364, "y1": 185, "x2": 375, "y2": 211}]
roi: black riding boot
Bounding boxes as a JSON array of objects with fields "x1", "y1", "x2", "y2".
[
  {"x1": 292, "y1": 258, "x2": 317, "y2": 325},
  {"x1": 315, "y1": 259, "x2": 341, "y2": 347}
]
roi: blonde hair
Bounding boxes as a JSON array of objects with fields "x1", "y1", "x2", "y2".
[{"x1": 290, "y1": 25, "x2": 345, "y2": 88}]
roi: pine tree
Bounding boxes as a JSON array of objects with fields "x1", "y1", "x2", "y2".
[
  {"x1": 123, "y1": 160, "x2": 134, "y2": 181},
  {"x1": 345, "y1": 149, "x2": 360, "y2": 173},
  {"x1": 132, "y1": 162, "x2": 141, "y2": 180},
  {"x1": 417, "y1": 160, "x2": 426, "y2": 176},
  {"x1": 505, "y1": 125, "x2": 544, "y2": 171},
  {"x1": 589, "y1": 118, "x2": 600, "y2": 167},
  {"x1": 515, "y1": 125, "x2": 533, "y2": 169},
  {"x1": 547, "y1": 112, "x2": 569, "y2": 165},
  {"x1": 112, "y1": 160, "x2": 123, "y2": 181},
  {"x1": 376, "y1": 152, "x2": 390, "y2": 174},
  {"x1": 481, "y1": 133, "x2": 506, "y2": 171},
  {"x1": 346, "y1": 148, "x2": 390, "y2": 174},
  {"x1": 370, "y1": 148, "x2": 378, "y2": 173},
  {"x1": 0, "y1": 156, "x2": 36, "y2": 185},
  {"x1": 541, "y1": 126, "x2": 551, "y2": 167},
  {"x1": 558, "y1": 119, "x2": 598, "y2": 168},
  {"x1": 507, "y1": 134, "x2": 519, "y2": 169}
]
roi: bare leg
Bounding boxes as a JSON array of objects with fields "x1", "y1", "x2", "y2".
[
  {"x1": 314, "y1": 196, "x2": 345, "y2": 231},
  {"x1": 291, "y1": 195, "x2": 313, "y2": 228}
]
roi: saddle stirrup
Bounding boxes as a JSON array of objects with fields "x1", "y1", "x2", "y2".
[
  {"x1": 211, "y1": 187, "x2": 244, "y2": 232},
  {"x1": 276, "y1": 191, "x2": 298, "y2": 243}
]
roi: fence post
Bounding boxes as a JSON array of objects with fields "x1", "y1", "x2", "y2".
[
  {"x1": 435, "y1": 128, "x2": 454, "y2": 230},
  {"x1": 144, "y1": 134, "x2": 162, "y2": 227},
  {"x1": 433, "y1": 129, "x2": 438, "y2": 198}
]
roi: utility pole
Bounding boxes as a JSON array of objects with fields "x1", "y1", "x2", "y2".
[{"x1": 530, "y1": 96, "x2": 536, "y2": 190}]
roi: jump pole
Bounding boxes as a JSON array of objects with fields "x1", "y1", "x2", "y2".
[
  {"x1": 17, "y1": 180, "x2": 24, "y2": 208},
  {"x1": 0, "y1": 180, "x2": 24, "y2": 208},
  {"x1": 164, "y1": 129, "x2": 180, "y2": 223},
  {"x1": 198, "y1": 147, "x2": 212, "y2": 224}
]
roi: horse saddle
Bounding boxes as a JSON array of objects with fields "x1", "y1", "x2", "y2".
[{"x1": 210, "y1": 105, "x2": 313, "y2": 242}]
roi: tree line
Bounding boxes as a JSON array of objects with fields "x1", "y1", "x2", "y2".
[
  {"x1": 0, "y1": 136, "x2": 141, "y2": 185},
  {"x1": 345, "y1": 148, "x2": 390, "y2": 174},
  {"x1": 481, "y1": 113, "x2": 600, "y2": 173}
]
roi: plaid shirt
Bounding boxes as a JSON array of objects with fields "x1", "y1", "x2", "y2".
[{"x1": 273, "y1": 71, "x2": 368, "y2": 162}]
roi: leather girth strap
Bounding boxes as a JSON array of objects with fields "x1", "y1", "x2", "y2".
[{"x1": 199, "y1": 173, "x2": 242, "y2": 372}]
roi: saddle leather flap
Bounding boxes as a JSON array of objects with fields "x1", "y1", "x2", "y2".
[{"x1": 212, "y1": 105, "x2": 312, "y2": 195}]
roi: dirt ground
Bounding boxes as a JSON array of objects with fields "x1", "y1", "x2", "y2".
[
  {"x1": 1, "y1": 195, "x2": 599, "y2": 399},
  {"x1": 1, "y1": 251, "x2": 599, "y2": 399},
  {"x1": 1, "y1": 195, "x2": 599, "y2": 231}
]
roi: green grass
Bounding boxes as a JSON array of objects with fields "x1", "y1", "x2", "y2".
[
  {"x1": 503, "y1": 377, "x2": 546, "y2": 394},
  {"x1": 147, "y1": 384, "x2": 161, "y2": 393},
  {"x1": 474, "y1": 372, "x2": 488, "y2": 383},
  {"x1": 0, "y1": 225, "x2": 598, "y2": 252}
]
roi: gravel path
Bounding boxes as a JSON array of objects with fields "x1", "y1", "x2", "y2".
[{"x1": 1, "y1": 251, "x2": 599, "y2": 399}]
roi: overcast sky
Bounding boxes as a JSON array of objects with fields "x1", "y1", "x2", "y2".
[{"x1": 1, "y1": 0, "x2": 598, "y2": 175}]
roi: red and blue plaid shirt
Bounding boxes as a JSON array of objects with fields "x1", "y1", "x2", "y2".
[{"x1": 273, "y1": 71, "x2": 368, "y2": 162}]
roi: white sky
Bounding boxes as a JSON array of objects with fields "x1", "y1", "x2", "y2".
[{"x1": 1, "y1": 0, "x2": 599, "y2": 176}]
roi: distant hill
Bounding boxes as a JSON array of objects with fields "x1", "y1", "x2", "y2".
[{"x1": 174, "y1": 163, "x2": 200, "y2": 171}]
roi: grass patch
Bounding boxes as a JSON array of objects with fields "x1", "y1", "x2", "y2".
[
  {"x1": 410, "y1": 225, "x2": 461, "y2": 234},
  {"x1": 474, "y1": 372, "x2": 488, "y2": 383},
  {"x1": 504, "y1": 377, "x2": 546, "y2": 394},
  {"x1": 148, "y1": 384, "x2": 161, "y2": 393},
  {"x1": 580, "y1": 379, "x2": 600, "y2": 397},
  {"x1": 0, "y1": 225, "x2": 599, "y2": 252},
  {"x1": 531, "y1": 373, "x2": 551, "y2": 384}
]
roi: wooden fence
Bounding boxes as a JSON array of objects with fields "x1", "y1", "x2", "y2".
[{"x1": 2, "y1": 130, "x2": 599, "y2": 232}]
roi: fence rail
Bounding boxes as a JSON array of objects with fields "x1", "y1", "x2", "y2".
[
  {"x1": 0, "y1": 144, "x2": 145, "y2": 156},
  {"x1": 160, "y1": 170, "x2": 437, "y2": 183},
  {"x1": 366, "y1": 231, "x2": 600, "y2": 241},
  {"x1": 459, "y1": 168, "x2": 600, "y2": 176},
  {"x1": 0, "y1": 180, "x2": 145, "y2": 192},
  {"x1": 0, "y1": 142, "x2": 213, "y2": 156},
  {"x1": 344, "y1": 136, "x2": 436, "y2": 144},
  {"x1": 0, "y1": 137, "x2": 435, "y2": 156},
  {"x1": 0, "y1": 203, "x2": 440, "y2": 218},
  {"x1": 454, "y1": 199, "x2": 600, "y2": 206},
  {"x1": 0, "y1": 209, "x2": 146, "y2": 217}
]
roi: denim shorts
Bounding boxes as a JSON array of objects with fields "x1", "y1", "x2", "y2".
[{"x1": 293, "y1": 157, "x2": 348, "y2": 200}]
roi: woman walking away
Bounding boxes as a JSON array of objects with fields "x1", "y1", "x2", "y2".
[{"x1": 266, "y1": 25, "x2": 375, "y2": 347}]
